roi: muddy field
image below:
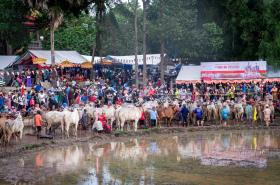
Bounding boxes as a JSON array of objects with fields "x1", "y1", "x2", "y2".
[
  {"x1": 1, "y1": 124, "x2": 280, "y2": 159},
  {"x1": 0, "y1": 127, "x2": 280, "y2": 185}
]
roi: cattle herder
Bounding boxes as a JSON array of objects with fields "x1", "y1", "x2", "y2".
[
  {"x1": 80, "y1": 109, "x2": 89, "y2": 130},
  {"x1": 34, "y1": 111, "x2": 42, "y2": 137},
  {"x1": 263, "y1": 104, "x2": 272, "y2": 127}
]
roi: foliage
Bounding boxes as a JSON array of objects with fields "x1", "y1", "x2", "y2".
[
  {"x1": 258, "y1": 0, "x2": 280, "y2": 66},
  {"x1": 0, "y1": 0, "x2": 30, "y2": 54},
  {"x1": 3, "y1": 0, "x2": 280, "y2": 66},
  {"x1": 42, "y1": 14, "x2": 96, "y2": 55}
]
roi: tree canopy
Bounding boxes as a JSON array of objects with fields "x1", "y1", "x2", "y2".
[{"x1": 1, "y1": 0, "x2": 280, "y2": 65}]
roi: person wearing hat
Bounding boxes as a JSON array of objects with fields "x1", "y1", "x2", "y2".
[{"x1": 263, "y1": 104, "x2": 271, "y2": 127}]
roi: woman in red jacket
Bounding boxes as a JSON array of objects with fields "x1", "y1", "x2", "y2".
[{"x1": 99, "y1": 112, "x2": 112, "y2": 133}]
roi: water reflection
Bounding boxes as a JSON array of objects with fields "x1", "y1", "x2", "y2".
[{"x1": 1, "y1": 130, "x2": 280, "y2": 185}]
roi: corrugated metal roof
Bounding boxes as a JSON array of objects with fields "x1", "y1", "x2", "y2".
[{"x1": 0, "y1": 55, "x2": 18, "y2": 69}]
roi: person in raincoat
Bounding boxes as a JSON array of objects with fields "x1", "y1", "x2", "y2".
[
  {"x1": 253, "y1": 103, "x2": 258, "y2": 123},
  {"x1": 245, "y1": 102, "x2": 253, "y2": 124},
  {"x1": 99, "y1": 111, "x2": 112, "y2": 133},
  {"x1": 263, "y1": 104, "x2": 272, "y2": 127}
]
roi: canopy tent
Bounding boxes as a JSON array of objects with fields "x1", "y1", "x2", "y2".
[
  {"x1": 109, "y1": 54, "x2": 163, "y2": 65},
  {"x1": 59, "y1": 60, "x2": 75, "y2": 68},
  {"x1": 176, "y1": 66, "x2": 201, "y2": 84},
  {"x1": 267, "y1": 65, "x2": 280, "y2": 78},
  {"x1": 80, "y1": 61, "x2": 93, "y2": 69},
  {"x1": 9, "y1": 50, "x2": 87, "y2": 69},
  {"x1": 82, "y1": 55, "x2": 103, "y2": 64},
  {"x1": 0, "y1": 55, "x2": 18, "y2": 69}
]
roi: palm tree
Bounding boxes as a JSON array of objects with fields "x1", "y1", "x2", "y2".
[
  {"x1": 24, "y1": 0, "x2": 90, "y2": 66},
  {"x1": 49, "y1": 7, "x2": 63, "y2": 66}
]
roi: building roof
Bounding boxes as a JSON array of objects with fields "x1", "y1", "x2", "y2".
[
  {"x1": 176, "y1": 65, "x2": 201, "y2": 84},
  {"x1": 0, "y1": 55, "x2": 18, "y2": 69}
]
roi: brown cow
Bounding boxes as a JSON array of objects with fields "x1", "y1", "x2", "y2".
[{"x1": 157, "y1": 105, "x2": 178, "y2": 127}]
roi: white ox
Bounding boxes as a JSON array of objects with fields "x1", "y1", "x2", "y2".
[
  {"x1": 234, "y1": 103, "x2": 244, "y2": 122},
  {"x1": 44, "y1": 111, "x2": 65, "y2": 134},
  {"x1": 116, "y1": 105, "x2": 143, "y2": 131},
  {"x1": 62, "y1": 108, "x2": 80, "y2": 138},
  {"x1": 5, "y1": 113, "x2": 24, "y2": 142}
]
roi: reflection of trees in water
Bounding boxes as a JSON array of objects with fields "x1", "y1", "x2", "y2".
[
  {"x1": 25, "y1": 131, "x2": 280, "y2": 184},
  {"x1": 35, "y1": 145, "x2": 86, "y2": 173},
  {"x1": 176, "y1": 131, "x2": 280, "y2": 164}
]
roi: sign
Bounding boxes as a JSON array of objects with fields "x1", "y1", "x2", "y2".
[{"x1": 201, "y1": 61, "x2": 267, "y2": 80}]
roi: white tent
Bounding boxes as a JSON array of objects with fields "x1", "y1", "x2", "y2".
[
  {"x1": 110, "y1": 54, "x2": 162, "y2": 65},
  {"x1": 176, "y1": 65, "x2": 201, "y2": 84},
  {"x1": 82, "y1": 54, "x2": 163, "y2": 65},
  {"x1": 0, "y1": 55, "x2": 18, "y2": 69},
  {"x1": 11, "y1": 50, "x2": 87, "y2": 67},
  {"x1": 82, "y1": 55, "x2": 103, "y2": 64}
]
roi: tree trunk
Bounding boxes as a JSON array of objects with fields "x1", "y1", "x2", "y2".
[
  {"x1": 91, "y1": 47, "x2": 95, "y2": 80},
  {"x1": 142, "y1": 0, "x2": 148, "y2": 86},
  {"x1": 134, "y1": 0, "x2": 139, "y2": 88},
  {"x1": 159, "y1": 0, "x2": 165, "y2": 84},
  {"x1": 160, "y1": 40, "x2": 165, "y2": 84},
  {"x1": 50, "y1": 26, "x2": 55, "y2": 66}
]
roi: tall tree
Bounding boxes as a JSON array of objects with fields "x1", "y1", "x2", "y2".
[
  {"x1": 142, "y1": 0, "x2": 149, "y2": 86},
  {"x1": 42, "y1": 14, "x2": 96, "y2": 55},
  {"x1": 134, "y1": 0, "x2": 139, "y2": 88},
  {"x1": 24, "y1": 0, "x2": 90, "y2": 66}
]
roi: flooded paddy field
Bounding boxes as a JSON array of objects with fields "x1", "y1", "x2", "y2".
[{"x1": 0, "y1": 129, "x2": 280, "y2": 185}]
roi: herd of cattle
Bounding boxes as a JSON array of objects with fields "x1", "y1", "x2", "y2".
[{"x1": 0, "y1": 98, "x2": 276, "y2": 146}]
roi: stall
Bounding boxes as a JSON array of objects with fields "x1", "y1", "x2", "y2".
[{"x1": 9, "y1": 50, "x2": 87, "y2": 70}]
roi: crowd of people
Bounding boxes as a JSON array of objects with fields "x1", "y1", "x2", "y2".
[{"x1": 0, "y1": 67, "x2": 280, "y2": 134}]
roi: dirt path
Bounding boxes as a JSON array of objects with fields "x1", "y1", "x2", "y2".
[{"x1": 1, "y1": 125, "x2": 280, "y2": 159}]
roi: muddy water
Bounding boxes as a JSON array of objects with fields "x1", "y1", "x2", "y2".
[{"x1": 0, "y1": 130, "x2": 280, "y2": 185}]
